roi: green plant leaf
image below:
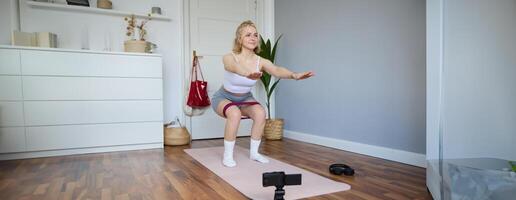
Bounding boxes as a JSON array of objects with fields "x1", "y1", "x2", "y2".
[
  {"x1": 258, "y1": 36, "x2": 268, "y2": 58},
  {"x1": 268, "y1": 79, "x2": 281, "y2": 98},
  {"x1": 264, "y1": 71, "x2": 271, "y2": 85},
  {"x1": 265, "y1": 40, "x2": 272, "y2": 59},
  {"x1": 271, "y1": 34, "x2": 283, "y2": 63},
  {"x1": 510, "y1": 161, "x2": 516, "y2": 172},
  {"x1": 260, "y1": 72, "x2": 271, "y2": 90}
]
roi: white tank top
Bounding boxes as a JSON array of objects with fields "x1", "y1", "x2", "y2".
[{"x1": 223, "y1": 53, "x2": 260, "y2": 93}]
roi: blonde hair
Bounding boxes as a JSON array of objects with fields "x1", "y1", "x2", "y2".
[{"x1": 232, "y1": 20, "x2": 261, "y2": 54}]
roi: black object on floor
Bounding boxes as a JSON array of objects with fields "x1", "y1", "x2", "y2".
[{"x1": 329, "y1": 163, "x2": 355, "y2": 176}]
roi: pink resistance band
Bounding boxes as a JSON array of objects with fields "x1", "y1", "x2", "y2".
[{"x1": 223, "y1": 102, "x2": 260, "y2": 119}]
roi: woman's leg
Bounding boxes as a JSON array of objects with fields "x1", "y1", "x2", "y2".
[
  {"x1": 215, "y1": 99, "x2": 242, "y2": 141},
  {"x1": 240, "y1": 104, "x2": 266, "y2": 140},
  {"x1": 241, "y1": 104, "x2": 269, "y2": 163},
  {"x1": 215, "y1": 99, "x2": 242, "y2": 167}
]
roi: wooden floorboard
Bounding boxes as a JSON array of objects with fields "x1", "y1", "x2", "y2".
[{"x1": 0, "y1": 137, "x2": 432, "y2": 199}]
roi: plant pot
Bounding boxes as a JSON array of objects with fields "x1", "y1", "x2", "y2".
[
  {"x1": 124, "y1": 40, "x2": 147, "y2": 53},
  {"x1": 264, "y1": 118, "x2": 284, "y2": 140},
  {"x1": 164, "y1": 126, "x2": 191, "y2": 146}
]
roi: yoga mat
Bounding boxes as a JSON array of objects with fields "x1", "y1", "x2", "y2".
[{"x1": 184, "y1": 146, "x2": 350, "y2": 200}]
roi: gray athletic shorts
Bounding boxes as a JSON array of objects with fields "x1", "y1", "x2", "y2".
[{"x1": 211, "y1": 87, "x2": 258, "y2": 112}]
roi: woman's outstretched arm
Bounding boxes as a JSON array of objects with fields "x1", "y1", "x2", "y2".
[{"x1": 260, "y1": 58, "x2": 314, "y2": 80}]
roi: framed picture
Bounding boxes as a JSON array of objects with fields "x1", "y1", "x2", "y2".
[{"x1": 66, "y1": 0, "x2": 89, "y2": 7}]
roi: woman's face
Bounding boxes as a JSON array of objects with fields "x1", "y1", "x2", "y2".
[{"x1": 240, "y1": 26, "x2": 258, "y2": 50}]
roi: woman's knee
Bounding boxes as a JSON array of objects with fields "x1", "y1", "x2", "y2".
[
  {"x1": 252, "y1": 107, "x2": 266, "y2": 124},
  {"x1": 226, "y1": 108, "x2": 242, "y2": 120}
]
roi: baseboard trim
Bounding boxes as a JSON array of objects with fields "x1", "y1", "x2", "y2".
[
  {"x1": 284, "y1": 130, "x2": 426, "y2": 168},
  {"x1": 0, "y1": 143, "x2": 163, "y2": 160}
]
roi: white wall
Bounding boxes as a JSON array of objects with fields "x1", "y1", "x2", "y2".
[
  {"x1": 1, "y1": 0, "x2": 183, "y2": 123},
  {"x1": 426, "y1": 0, "x2": 443, "y2": 199},
  {"x1": 426, "y1": 0, "x2": 443, "y2": 164},
  {"x1": 427, "y1": 0, "x2": 516, "y2": 199},
  {"x1": 442, "y1": 0, "x2": 516, "y2": 160},
  {"x1": 0, "y1": 0, "x2": 18, "y2": 44}
]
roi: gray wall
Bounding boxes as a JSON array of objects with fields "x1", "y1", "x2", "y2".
[
  {"x1": 442, "y1": 0, "x2": 516, "y2": 160},
  {"x1": 274, "y1": 0, "x2": 426, "y2": 153}
]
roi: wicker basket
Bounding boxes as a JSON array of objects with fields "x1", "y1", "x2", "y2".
[
  {"x1": 264, "y1": 119, "x2": 284, "y2": 140},
  {"x1": 164, "y1": 127, "x2": 190, "y2": 146}
]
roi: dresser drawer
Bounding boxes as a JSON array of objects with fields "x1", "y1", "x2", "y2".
[
  {"x1": 21, "y1": 50, "x2": 162, "y2": 77},
  {"x1": 0, "y1": 49, "x2": 21, "y2": 75},
  {"x1": 0, "y1": 76, "x2": 22, "y2": 100},
  {"x1": 26, "y1": 122, "x2": 162, "y2": 151},
  {"x1": 0, "y1": 102, "x2": 24, "y2": 127},
  {"x1": 24, "y1": 100, "x2": 163, "y2": 126},
  {"x1": 23, "y1": 76, "x2": 163, "y2": 100},
  {"x1": 0, "y1": 127, "x2": 26, "y2": 153}
]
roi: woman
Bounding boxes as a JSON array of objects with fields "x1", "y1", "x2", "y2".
[{"x1": 211, "y1": 20, "x2": 314, "y2": 167}]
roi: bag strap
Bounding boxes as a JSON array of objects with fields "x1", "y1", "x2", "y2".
[
  {"x1": 231, "y1": 52, "x2": 239, "y2": 63},
  {"x1": 191, "y1": 55, "x2": 206, "y2": 101},
  {"x1": 191, "y1": 56, "x2": 197, "y2": 82},
  {"x1": 196, "y1": 56, "x2": 205, "y2": 81},
  {"x1": 191, "y1": 55, "x2": 205, "y2": 82}
]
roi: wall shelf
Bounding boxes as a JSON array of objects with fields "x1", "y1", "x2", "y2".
[{"x1": 25, "y1": 0, "x2": 172, "y2": 21}]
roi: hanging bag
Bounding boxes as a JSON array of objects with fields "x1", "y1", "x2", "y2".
[{"x1": 186, "y1": 55, "x2": 211, "y2": 108}]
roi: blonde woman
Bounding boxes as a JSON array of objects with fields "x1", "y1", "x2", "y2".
[{"x1": 211, "y1": 20, "x2": 314, "y2": 167}]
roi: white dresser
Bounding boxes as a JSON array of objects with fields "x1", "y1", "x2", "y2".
[{"x1": 0, "y1": 45, "x2": 164, "y2": 160}]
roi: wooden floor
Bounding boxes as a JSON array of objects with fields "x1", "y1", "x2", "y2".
[{"x1": 0, "y1": 137, "x2": 432, "y2": 200}]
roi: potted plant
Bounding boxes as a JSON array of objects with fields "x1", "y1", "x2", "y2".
[
  {"x1": 258, "y1": 35, "x2": 284, "y2": 140},
  {"x1": 124, "y1": 14, "x2": 151, "y2": 53}
]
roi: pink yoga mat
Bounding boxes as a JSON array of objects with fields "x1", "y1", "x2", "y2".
[{"x1": 184, "y1": 146, "x2": 350, "y2": 200}]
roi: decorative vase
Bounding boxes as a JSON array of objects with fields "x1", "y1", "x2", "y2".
[
  {"x1": 124, "y1": 40, "x2": 147, "y2": 53},
  {"x1": 264, "y1": 118, "x2": 284, "y2": 140}
]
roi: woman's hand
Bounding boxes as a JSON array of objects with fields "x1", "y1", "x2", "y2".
[
  {"x1": 247, "y1": 71, "x2": 263, "y2": 80},
  {"x1": 292, "y1": 71, "x2": 314, "y2": 80}
]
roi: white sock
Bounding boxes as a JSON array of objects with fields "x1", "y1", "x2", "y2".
[
  {"x1": 223, "y1": 140, "x2": 236, "y2": 167},
  {"x1": 250, "y1": 139, "x2": 269, "y2": 163}
]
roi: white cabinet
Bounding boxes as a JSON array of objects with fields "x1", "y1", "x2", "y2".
[
  {"x1": 0, "y1": 76, "x2": 23, "y2": 100},
  {"x1": 0, "y1": 49, "x2": 21, "y2": 75},
  {"x1": 0, "y1": 128, "x2": 26, "y2": 153},
  {"x1": 26, "y1": 122, "x2": 162, "y2": 151},
  {"x1": 0, "y1": 102, "x2": 25, "y2": 127},
  {"x1": 0, "y1": 46, "x2": 164, "y2": 159},
  {"x1": 24, "y1": 100, "x2": 163, "y2": 126},
  {"x1": 20, "y1": 50, "x2": 162, "y2": 77},
  {"x1": 22, "y1": 77, "x2": 163, "y2": 100}
]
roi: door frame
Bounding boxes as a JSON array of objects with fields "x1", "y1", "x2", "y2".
[{"x1": 180, "y1": 0, "x2": 276, "y2": 133}]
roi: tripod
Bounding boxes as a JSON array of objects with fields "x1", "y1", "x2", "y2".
[{"x1": 274, "y1": 185, "x2": 286, "y2": 200}]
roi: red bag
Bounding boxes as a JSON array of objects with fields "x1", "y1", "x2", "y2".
[{"x1": 187, "y1": 55, "x2": 211, "y2": 108}]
